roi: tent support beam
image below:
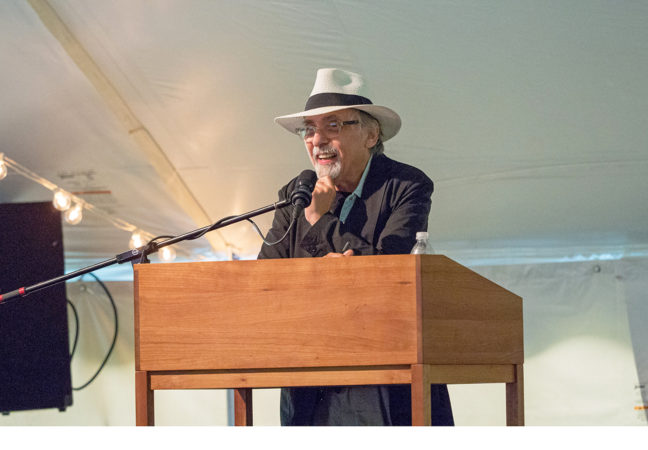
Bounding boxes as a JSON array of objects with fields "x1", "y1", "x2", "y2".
[{"x1": 27, "y1": 0, "x2": 227, "y2": 253}]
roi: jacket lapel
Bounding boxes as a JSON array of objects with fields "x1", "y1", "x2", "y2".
[{"x1": 357, "y1": 154, "x2": 390, "y2": 247}]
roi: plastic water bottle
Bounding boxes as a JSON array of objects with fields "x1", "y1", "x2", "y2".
[{"x1": 410, "y1": 231, "x2": 433, "y2": 254}]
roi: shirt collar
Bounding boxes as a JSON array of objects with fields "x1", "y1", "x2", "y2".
[{"x1": 351, "y1": 154, "x2": 373, "y2": 199}]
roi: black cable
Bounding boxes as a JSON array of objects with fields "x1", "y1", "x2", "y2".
[
  {"x1": 186, "y1": 216, "x2": 238, "y2": 242},
  {"x1": 246, "y1": 217, "x2": 295, "y2": 246},
  {"x1": 67, "y1": 298, "x2": 80, "y2": 360},
  {"x1": 189, "y1": 214, "x2": 296, "y2": 247},
  {"x1": 72, "y1": 272, "x2": 118, "y2": 391},
  {"x1": 139, "y1": 234, "x2": 174, "y2": 264},
  {"x1": 142, "y1": 208, "x2": 296, "y2": 258}
]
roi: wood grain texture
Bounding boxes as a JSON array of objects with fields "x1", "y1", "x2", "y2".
[
  {"x1": 135, "y1": 256, "x2": 419, "y2": 371},
  {"x1": 133, "y1": 255, "x2": 525, "y2": 426},
  {"x1": 135, "y1": 371, "x2": 154, "y2": 426},
  {"x1": 234, "y1": 388, "x2": 252, "y2": 426},
  {"x1": 148, "y1": 364, "x2": 514, "y2": 390},
  {"x1": 414, "y1": 256, "x2": 423, "y2": 363},
  {"x1": 506, "y1": 364, "x2": 525, "y2": 426},
  {"x1": 426, "y1": 364, "x2": 515, "y2": 384},
  {"x1": 149, "y1": 366, "x2": 413, "y2": 390},
  {"x1": 420, "y1": 256, "x2": 524, "y2": 364},
  {"x1": 411, "y1": 364, "x2": 431, "y2": 426},
  {"x1": 134, "y1": 255, "x2": 523, "y2": 370},
  {"x1": 134, "y1": 267, "x2": 141, "y2": 370}
]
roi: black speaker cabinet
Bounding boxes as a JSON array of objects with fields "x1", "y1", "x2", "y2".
[{"x1": 0, "y1": 201, "x2": 73, "y2": 414}]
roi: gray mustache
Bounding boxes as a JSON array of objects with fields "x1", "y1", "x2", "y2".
[{"x1": 313, "y1": 146, "x2": 337, "y2": 157}]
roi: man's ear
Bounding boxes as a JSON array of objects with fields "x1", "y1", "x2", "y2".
[{"x1": 365, "y1": 126, "x2": 379, "y2": 149}]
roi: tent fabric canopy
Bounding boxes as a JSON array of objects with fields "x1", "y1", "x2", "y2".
[{"x1": 1, "y1": 0, "x2": 647, "y2": 270}]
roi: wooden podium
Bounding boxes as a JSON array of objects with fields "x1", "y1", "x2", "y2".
[{"x1": 133, "y1": 254, "x2": 524, "y2": 426}]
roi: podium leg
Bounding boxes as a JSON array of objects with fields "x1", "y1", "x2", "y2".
[
  {"x1": 411, "y1": 364, "x2": 431, "y2": 426},
  {"x1": 135, "y1": 370, "x2": 155, "y2": 426},
  {"x1": 506, "y1": 364, "x2": 525, "y2": 426},
  {"x1": 234, "y1": 388, "x2": 253, "y2": 426}
]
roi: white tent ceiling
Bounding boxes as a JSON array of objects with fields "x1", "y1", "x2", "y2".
[{"x1": 2, "y1": 0, "x2": 647, "y2": 276}]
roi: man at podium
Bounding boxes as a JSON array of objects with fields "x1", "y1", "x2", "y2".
[{"x1": 258, "y1": 68, "x2": 454, "y2": 426}]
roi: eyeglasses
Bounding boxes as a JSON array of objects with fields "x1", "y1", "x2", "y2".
[{"x1": 296, "y1": 120, "x2": 359, "y2": 141}]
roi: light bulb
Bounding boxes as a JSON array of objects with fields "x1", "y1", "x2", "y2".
[
  {"x1": 159, "y1": 246, "x2": 176, "y2": 262},
  {"x1": 129, "y1": 231, "x2": 144, "y2": 249},
  {"x1": 53, "y1": 189, "x2": 72, "y2": 211},
  {"x1": 64, "y1": 203, "x2": 83, "y2": 225},
  {"x1": 0, "y1": 159, "x2": 7, "y2": 180}
]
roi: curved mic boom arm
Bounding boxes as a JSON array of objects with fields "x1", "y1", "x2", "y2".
[{"x1": 0, "y1": 197, "x2": 295, "y2": 303}]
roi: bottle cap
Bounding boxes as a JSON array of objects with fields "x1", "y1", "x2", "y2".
[{"x1": 416, "y1": 231, "x2": 428, "y2": 240}]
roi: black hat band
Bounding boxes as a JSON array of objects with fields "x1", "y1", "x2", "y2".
[{"x1": 304, "y1": 93, "x2": 373, "y2": 111}]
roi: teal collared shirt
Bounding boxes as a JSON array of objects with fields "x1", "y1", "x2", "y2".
[{"x1": 339, "y1": 155, "x2": 373, "y2": 224}]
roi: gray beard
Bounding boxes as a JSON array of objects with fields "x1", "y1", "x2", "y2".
[
  {"x1": 315, "y1": 160, "x2": 341, "y2": 180},
  {"x1": 312, "y1": 146, "x2": 341, "y2": 179}
]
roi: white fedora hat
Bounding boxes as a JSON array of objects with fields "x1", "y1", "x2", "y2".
[{"x1": 275, "y1": 68, "x2": 401, "y2": 142}]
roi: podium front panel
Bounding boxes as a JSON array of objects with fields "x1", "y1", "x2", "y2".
[{"x1": 134, "y1": 256, "x2": 420, "y2": 371}]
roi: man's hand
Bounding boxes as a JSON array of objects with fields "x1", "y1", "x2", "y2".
[
  {"x1": 305, "y1": 175, "x2": 336, "y2": 225},
  {"x1": 323, "y1": 249, "x2": 355, "y2": 258}
]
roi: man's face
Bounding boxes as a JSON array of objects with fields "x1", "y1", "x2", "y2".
[{"x1": 302, "y1": 109, "x2": 377, "y2": 191}]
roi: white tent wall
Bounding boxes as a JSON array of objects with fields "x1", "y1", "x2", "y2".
[
  {"x1": 2, "y1": 256, "x2": 646, "y2": 426},
  {"x1": 463, "y1": 256, "x2": 648, "y2": 426}
]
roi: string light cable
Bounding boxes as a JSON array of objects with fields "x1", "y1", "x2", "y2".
[
  {"x1": 1, "y1": 153, "x2": 294, "y2": 273},
  {"x1": 0, "y1": 153, "x2": 183, "y2": 261}
]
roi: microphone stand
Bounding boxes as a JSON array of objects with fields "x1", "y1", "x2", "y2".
[{"x1": 0, "y1": 198, "x2": 292, "y2": 303}]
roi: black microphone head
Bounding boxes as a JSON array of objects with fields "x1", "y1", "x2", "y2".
[
  {"x1": 296, "y1": 169, "x2": 317, "y2": 190},
  {"x1": 290, "y1": 169, "x2": 317, "y2": 219}
]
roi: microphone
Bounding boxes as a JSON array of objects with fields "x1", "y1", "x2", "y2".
[{"x1": 290, "y1": 169, "x2": 317, "y2": 221}]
